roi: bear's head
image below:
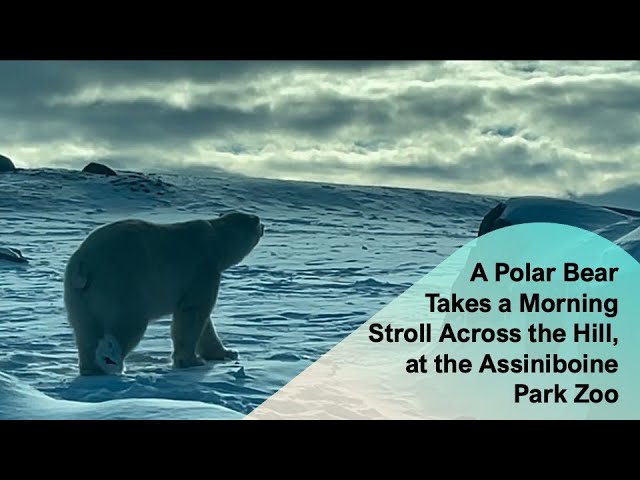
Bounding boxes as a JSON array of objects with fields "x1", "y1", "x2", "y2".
[{"x1": 212, "y1": 211, "x2": 265, "y2": 270}]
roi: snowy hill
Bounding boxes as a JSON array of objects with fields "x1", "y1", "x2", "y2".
[{"x1": 1, "y1": 167, "x2": 638, "y2": 419}]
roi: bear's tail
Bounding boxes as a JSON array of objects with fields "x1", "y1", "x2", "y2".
[{"x1": 66, "y1": 259, "x2": 91, "y2": 291}]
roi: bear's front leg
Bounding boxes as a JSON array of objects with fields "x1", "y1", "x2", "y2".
[
  {"x1": 171, "y1": 306, "x2": 208, "y2": 369},
  {"x1": 197, "y1": 320, "x2": 239, "y2": 361}
]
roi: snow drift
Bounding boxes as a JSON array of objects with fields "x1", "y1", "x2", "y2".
[{"x1": 0, "y1": 371, "x2": 241, "y2": 420}]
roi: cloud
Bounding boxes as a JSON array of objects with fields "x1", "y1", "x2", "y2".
[{"x1": 1, "y1": 60, "x2": 640, "y2": 197}]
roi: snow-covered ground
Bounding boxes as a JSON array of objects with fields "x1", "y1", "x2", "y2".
[{"x1": 1, "y1": 167, "x2": 639, "y2": 419}]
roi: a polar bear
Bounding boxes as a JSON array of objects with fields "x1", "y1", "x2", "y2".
[{"x1": 63, "y1": 212, "x2": 265, "y2": 376}]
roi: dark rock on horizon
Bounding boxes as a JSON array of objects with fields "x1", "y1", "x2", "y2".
[
  {"x1": 82, "y1": 162, "x2": 117, "y2": 176},
  {"x1": 0, "y1": 246, "x2": 28, "y2": 264},
  {"x1": 0, "y1": 154, "x2": 16, "y2": 172},
  {"x1": 477, "y1": 202, "x2": 511, "y2": 237}
]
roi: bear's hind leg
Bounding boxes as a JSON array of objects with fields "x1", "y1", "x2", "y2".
[
  {"x1": 197, "y1": 320, "x2": 238, "y2": 361},
  {"x1": 77, "y1": 339, "x2": 104, "y2": 376},
  {"x1": 72, "y1": 326, "x2": 106, "y2": 376},
  {"x1": 171, "y1": 307, "x2": 208, "y2": 369}
]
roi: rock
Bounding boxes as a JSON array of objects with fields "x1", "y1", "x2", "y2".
[
  {"x1": 82, "y1": 162, "x2": 117, "y2": 176},
  {"x1": 477, "y1": 197, "x2": 634, "y2": 239},
  {"x1": 0, "y1": 154, "x2": 16, "y2": 172},
  {"x1": 0, "y1": 246, "x2": 28, "y2": 264},
  {"x1": 232, "y1": 366, "x2": 249, "y2": 379},
  {"x1": 477, "y1": 202, "x2": 510, "y2": 237}
]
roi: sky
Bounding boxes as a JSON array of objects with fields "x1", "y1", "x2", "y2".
[{"x1": 1, "y1": 60, "x2": 640, "y2": 198}]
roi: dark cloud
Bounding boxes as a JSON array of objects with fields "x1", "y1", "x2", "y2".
[
  {"x1": 2, "y1": 61, "x2": 640, "y2": 197},
  {"x1": 0, "y1": 61, "x2": 264, "y2": 96},
  {"x1": 482, "y1": 126, "x2": 517, "y2": 138},
  {"x1": 0, "y1": 61, "x2": 412, "y2": 100},
  {"x1": 397, "y1": 86, "x2": 486, "y2": 124},
  {"x1": 275, "y1": 95, "x2": 393, "y2": 137},
  {"x1": 490, "y1": 78, "x2": 640, "y2": 149},
  {"x1": 0, "y1": 81, "x2": 483, "y2": 148}
]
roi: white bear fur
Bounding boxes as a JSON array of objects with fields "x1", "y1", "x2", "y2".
[{"x1": 64, "y1": 212, "x2": 264, "y2": 376}]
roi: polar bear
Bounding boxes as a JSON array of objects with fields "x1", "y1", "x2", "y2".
[{"x1": 63, "y1": 212, "x2": 265, "y2": 376}]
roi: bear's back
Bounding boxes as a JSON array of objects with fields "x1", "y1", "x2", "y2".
[
  {"x1": 65, "y1": 218, "x2": 216, "y2": 318},
  {"x1": 69, "y1": 218, "x2": 215, "y2": 284}
]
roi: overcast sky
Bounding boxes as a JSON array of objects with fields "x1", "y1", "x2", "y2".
[{"x1": 2, "y1": 60, "x2": 639, "y2": 197}]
